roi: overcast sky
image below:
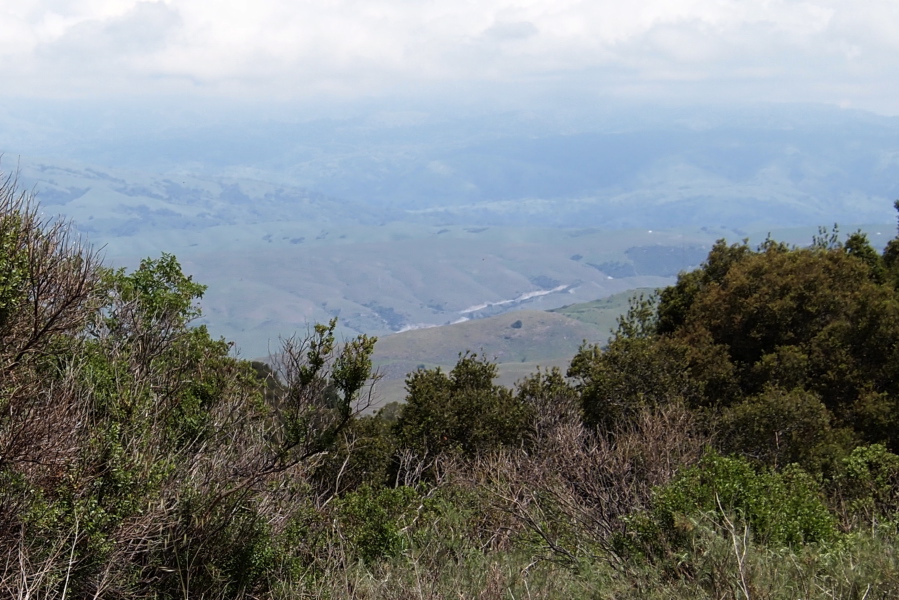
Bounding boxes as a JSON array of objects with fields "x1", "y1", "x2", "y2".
[{"x1": 2, "y1": 0, "x2": 899, "y2": 115}]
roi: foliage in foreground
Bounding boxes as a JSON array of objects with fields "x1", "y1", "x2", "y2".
[{"x1": 3, "y1": 171, "x2": 899, "y2": 598}]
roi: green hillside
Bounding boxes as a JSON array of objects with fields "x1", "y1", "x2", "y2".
[
  {"x1": 370, "y1": 309, "x2": 610, "y2": 406},
  {"x1": 365, "y1": 291, "x2": 649, "y2": 407},
  {"x1": 550, "y1": 287, "x2": 656, "y2": 330}
]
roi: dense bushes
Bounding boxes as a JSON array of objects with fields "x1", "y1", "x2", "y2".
[
  {"x1": 393, "y1": 353, "x2": 532, "y2": 460},
  {"x1": 0, "y1": 177, "x2": 389, "y2": 596},
  {"x1": 625, "y1": 452, "x2": 837, "y2": 559},
  {"x1": 571, "y1": 221, "x2": 899, "y2": 474},
  {"x1": 4, "y1": 169, "x2": 899, "y2": 598}
]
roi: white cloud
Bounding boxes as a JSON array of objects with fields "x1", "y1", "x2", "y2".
[
  {"x1": 1, "y1": 0, "x2": 899, "y2": 113},
  {"x1": 483, "y1": 20, "x2": 539, "y2": 42}
]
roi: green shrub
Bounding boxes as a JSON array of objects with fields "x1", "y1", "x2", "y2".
[
  {"x1": 832, "y1": 444, "x2": 899, "y2": 525},
  {"x1": 394, "y1": 354, "x2": 531, "y2": 459},
  {"x1": 718, "y1": 386, "x2": 852, "y2": 474},
  {"x1": 623, "y1": 452, "x2": 837, "y2": 563},
  {"x1": 336, "y1": 485, "x2": 418, "y2": 564},
  {"x1": 310, "y1": 415, "x2": 397, "y2": 495}
]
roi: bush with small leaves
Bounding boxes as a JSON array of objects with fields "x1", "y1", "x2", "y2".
[
  {"x1": 336, "y1": 485, "x2": 418, "y2": 564},
  {"x1": 831, "y1": 444, "x2": 899, "y2": 526},
  {"x1": 394, "y1": 353, "x2": 531, "y2": 460},
  {"x1": 718, "y1": 386, "x2": 853, "y2": 474},
  {"x1": 623, "y1": 451, "x2": 837, "y2": 566}
]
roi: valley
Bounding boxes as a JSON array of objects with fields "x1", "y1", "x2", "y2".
[{"x1": 5, "y1": 103, "x2": 898, "y2": 365}]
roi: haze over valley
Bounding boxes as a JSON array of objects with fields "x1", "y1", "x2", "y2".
[{"x1": 4, "y1": 103, "x2": 898, "y2": 361}]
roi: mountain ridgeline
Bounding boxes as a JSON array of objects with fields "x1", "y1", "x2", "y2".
[
  {"x1": 10, "y1": 103, "x2": 899, "y2": 357},
  {"x1": 5, "y1": 172, "x2": 899, "y2": 597}
]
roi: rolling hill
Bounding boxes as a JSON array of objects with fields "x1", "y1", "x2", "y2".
[
  {"x1": 368, "y1": 291, "x2": 642, "y2": 406},
  {"x1": 5, "y1": 104, "x2": 898, "y2": 358}
]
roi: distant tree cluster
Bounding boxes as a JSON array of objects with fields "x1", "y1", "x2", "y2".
[{"x1": 4, "y1": 169, "x2": 899, "y2": 598}]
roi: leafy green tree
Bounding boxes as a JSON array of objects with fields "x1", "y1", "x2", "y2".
[
  {"x1": 515, "y1": 366, "x2": 580, "y2": 429},
  {"x1": 656, "y1": 239, "x2": 753, "y2": 335},
  {"x1": 718, "y1": 386, "x2": 852, "y2": 473},
  {"x1": 272, "y1": 318, "x2": 379, "y2": 467},
  {"x1": 845, "y1": 230, "x2": 885, "y2": 282},
  {"x1": 394, "y1": 353, "x2": 531, "y2": 458},
  {"x1": 881, "y1": 200, "x2": 899, "y2": 283},
  {"x1": 569, "y1": 336, "x2": 698, "y2": 431},
  {"x1": 101, "y1": 252, "x2": 206, "y2": 327},
  {"x1": 578, "y1": 211, "x2": 899, "y2": 463},
  {"x1": 650, "y1": 230, "x2": 899, "y2": 450}
]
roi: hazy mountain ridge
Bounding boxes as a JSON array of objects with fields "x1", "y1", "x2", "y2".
[
  {"x1": 4, "y1": 103, "x2": 898, "y2": 355},
  {"x1": 6, "y1": 103, "x2": 899, "y2": 231},
  {"x1": 9, "y1": 156, "x2": 724, "y2": 356},
  {"x1": 17, "y1": 159, "x2": 385, "y2": 237}
]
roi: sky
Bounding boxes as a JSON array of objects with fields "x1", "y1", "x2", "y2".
[{"x1": 1, "y1": 0, "x2": 898, "y2": 115}]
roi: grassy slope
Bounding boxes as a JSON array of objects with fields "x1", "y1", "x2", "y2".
[
  {"x1": 369, "y1": 301, "x2": 634, "y2": 407},
  {"x1": 188, "y1": 226, "x2": 696, "y2": 357},
  {"x1": 549, "y1": 288, "x2": 655, "y2": 329}
]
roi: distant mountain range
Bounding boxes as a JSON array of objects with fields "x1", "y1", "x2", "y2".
[{"x1": 2, "y1": 102, "x2": 896, "y2": 356}]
